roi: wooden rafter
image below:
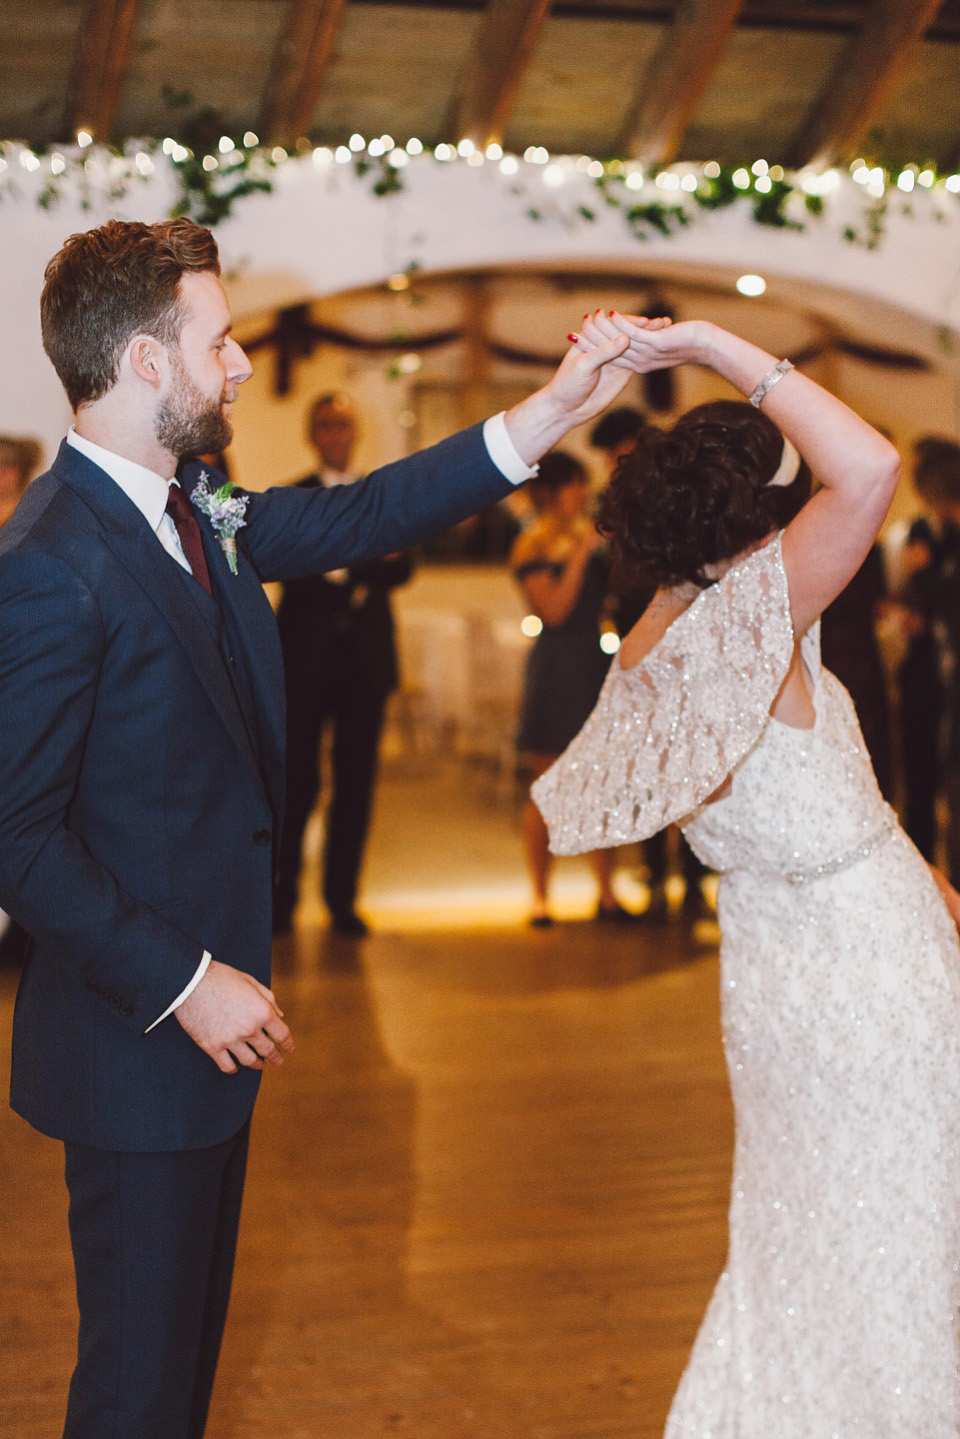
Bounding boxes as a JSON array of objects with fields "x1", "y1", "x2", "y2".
[
  {"x1": 260, "y1": 0, "x2": 349, "y2": 144},
  {"x1": 620, "y1": 0, "x2": 746, "y2": 166},
  {"x1": 62, "y1": 0, "x2": 141, "y2": 142},
  {"x1": 785, "y1": 0, "x2": 944, "y2": 170},
  {"x1": 448, "y1": 0, "x2": 553, "y2": 150}
]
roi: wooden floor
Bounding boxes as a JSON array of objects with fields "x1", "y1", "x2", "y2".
[{"x1": 0, "y1": 913, "x2": 731, "y2": 1439}]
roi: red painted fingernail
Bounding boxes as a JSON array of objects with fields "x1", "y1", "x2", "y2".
[{"x1": 567, "y1": 332, "x2": 579, "y2": 343}]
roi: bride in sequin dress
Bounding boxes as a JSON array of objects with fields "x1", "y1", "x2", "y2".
[{"x1": 533, "y1": 312, "x2": 960, "y2": 1437}]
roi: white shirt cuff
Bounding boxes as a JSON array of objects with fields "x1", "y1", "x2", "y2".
[
  {"x1": 144, "y1": 950, "x2": 212, "y2": 1033},
  {"x1": 482, "y1": 412, "x2": 539, "y2": 486}
]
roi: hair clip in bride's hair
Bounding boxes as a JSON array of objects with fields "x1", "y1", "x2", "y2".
[{"x1": 767, "y1": 437, "x2": 801, "y2": 488}]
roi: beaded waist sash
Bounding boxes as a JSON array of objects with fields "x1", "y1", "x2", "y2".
[
  {"x1": 729, "y1": 806, "x2": 899, "y2": 887},
  {"x1": 782, "y1": 807, "x2": 898, "y2": 886}
]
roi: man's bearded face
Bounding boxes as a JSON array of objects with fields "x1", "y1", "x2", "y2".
[{"x1": 155, "y1": 347, "x2": 234, "y2": 459}]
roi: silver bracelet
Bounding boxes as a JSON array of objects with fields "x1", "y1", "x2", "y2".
[{"x1": 748, "y1": 358, "x2": 794, "y2": 408}]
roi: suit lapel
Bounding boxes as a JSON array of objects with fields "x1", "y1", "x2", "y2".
[
  {"x1": 182, "y1": 460, "x2": 287, "y2": 822},
  {"x1": 53, "y1": 443, "x2": 265, "y2": 789}
]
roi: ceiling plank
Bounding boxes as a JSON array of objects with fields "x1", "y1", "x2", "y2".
[
  {"x1": 785, "y1": 0, "x2": 944, "y2": 170},
  {"x1": 260, "y1": 0, "x2": 349, "y2": 144},
  {"x1": 619, "y1": 0, "x2": 746, "y2": 165},
  {"x1": 448, "y1": 0, "x2": 553, "y2": 149},
  {"x1": 62, "y1": 0, "x2": 142, "y2": 142}
]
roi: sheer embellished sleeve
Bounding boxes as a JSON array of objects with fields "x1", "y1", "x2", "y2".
[{"x1": 532, "y1": 534, "x2": 795, "y2": 854}]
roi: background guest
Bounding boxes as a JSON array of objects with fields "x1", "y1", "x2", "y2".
[
  {"x1": 0, "y1": 434, "x2": 40, "y2": 528},
  {"x1": 820, "y1": 544, "x2": 893, "y2": 799},
  {"x1": 0, "y1": 434, "x2": 40, "y2": 965},
  {"x1": 273, "y1": 393, "x2": 413, "y2": 937},
  {"x1": 888, "y1": 438, "x2": 960, "y2": 860},
  {"x1": 591, "y1": 409, "x2": 710, "y2": 920},
  {"x1": 511, "y1": 451, "x2": 632, "y2": 926},
  {"x1": 915, "y1": 440, "x2": 960, "y2": 881}
]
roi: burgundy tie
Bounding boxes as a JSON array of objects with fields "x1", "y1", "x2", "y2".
[{"x1": 165, "y1": 483, "x2": 212, "y2": 596}]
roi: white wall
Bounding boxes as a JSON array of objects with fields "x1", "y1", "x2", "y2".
[{"x1": 2, "y1": 152, "x2": 960, "y2": 504}]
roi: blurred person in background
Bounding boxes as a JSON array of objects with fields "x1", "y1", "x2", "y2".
[
  {"x1": 0, "y1": 434, "x2": 41, "y2": 965},
  {"x1": 0, "y1": 434, "x2": 40, "y2": 527},
  {"x1": 511, "y1": 450, "x2": 634, "y2": 926},
  {"x1": 591, "y1": 408, "x2": 711, "y2": 920},
  {"x1": 819, "y1": 546, "x2": 893, "y2": 800},
  {"x1": 913, "y1": 439, "x2": 960, "y2": 881},
  {"x1": 273, "y1": 393, "x2": 413, "y2": 938},
  {"x1": 887, "y1": 437, "x2": 960, "y2": 860}
]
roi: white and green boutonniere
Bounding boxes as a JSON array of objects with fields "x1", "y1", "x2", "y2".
[{"x1": 191, "y1": 472, "x2": 249, "y2": 576}]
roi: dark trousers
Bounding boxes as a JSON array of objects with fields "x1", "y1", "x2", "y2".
[
  {"x1": 275, "y1": 668, "x2": 388, "y2": 923},
  {"x1": 900, "y1": 647, "x2": 942, "y2": 862},
  {"x1": 644, "y1": 826, "x2": 706, "y2": 888},
  {"x1": 62, "y1": 1121, "x2": 250, "y2": 1439}
]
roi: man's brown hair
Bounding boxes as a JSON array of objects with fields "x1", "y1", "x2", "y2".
[{"x1": 40, "y1": 218, "x2": 221, "y2": 412}]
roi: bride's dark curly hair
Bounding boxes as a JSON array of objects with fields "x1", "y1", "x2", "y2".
[{"x1": 597, "y1": 400, "x2": 811, "y2": 591}]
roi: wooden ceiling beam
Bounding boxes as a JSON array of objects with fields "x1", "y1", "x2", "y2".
[
  {"x1": 619, "y1": 0, "x2": 746, "y2": 166},
  {"x1": 785, "y1": 0, "x2": 944, "y2": 170},
  {"x1": 448, "y1": 0, "x2": 553, "y2": 150},
  {"x1": 260, "y1": 0, "x2": 349, "y2": 144},
  {"x1": 62, "y1": 0, "x2": 141, "y2": 142}
]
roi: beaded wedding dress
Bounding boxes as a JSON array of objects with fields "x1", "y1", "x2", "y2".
[{"x1": 533, "y1": 534, "x2": 960, "y2": 1437}]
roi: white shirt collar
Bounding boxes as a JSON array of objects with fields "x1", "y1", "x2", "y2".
[
  {"x1": 67, "y1": 428, "x2": 175, "y2": 535},
  {"x1": 320, "y1": 466, "x2": 358, "y2": 488}
]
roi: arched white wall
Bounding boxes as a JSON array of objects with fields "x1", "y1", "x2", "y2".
[{"x1": 2, "y1": 155, "x2": 959, "y2": 464}]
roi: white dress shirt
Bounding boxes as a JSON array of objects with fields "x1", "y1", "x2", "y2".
[{"x1": 65, "y1": 415, "x2": 534, "y2": 1028}]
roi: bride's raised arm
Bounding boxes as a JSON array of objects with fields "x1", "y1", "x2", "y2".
[{"x1": 580, "y1": 311, "x2": 901, "y2": 636}]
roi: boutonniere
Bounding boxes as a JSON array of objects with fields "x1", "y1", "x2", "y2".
[{"x1": 191, "y1": 472, "x2": 249, "y2": 575}]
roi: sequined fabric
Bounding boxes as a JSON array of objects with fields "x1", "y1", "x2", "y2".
[
  {"x1": 531, "y1": 539, "x2": 795, "y2": 854},
  {"x1": 534, "y1": 535, "x2": 960, "y2": 1436}
]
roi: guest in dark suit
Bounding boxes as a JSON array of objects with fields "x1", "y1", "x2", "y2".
[
  {"x1": 0, "y1": 220, "x2": 643, "y2": 1438},
  {"x1": 273, "y1": 393, "x2": 412, "y2": 937}
]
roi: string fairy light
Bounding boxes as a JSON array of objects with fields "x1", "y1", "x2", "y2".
[{"x1": 0, "y1": 128, "x2": 956, "y2": 247}]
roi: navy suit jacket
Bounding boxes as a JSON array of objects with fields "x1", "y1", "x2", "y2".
[{"x1": 0, "y1": 425, "x2": 511, "y2": 1151}]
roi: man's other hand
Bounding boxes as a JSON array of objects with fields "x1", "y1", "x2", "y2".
[{"x1": 175, "y1": 959, "x2": 294, "y2": 1073}]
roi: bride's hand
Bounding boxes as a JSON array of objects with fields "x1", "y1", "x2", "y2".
[{"x1": 576, "y1": 309, "x2": 713, "y2": 373}]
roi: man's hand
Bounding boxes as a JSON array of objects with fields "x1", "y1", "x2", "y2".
[
  {"x1": 175, "y1": 958, "x2": 294, "y2": 1074},
  {"x1": 502, "y1": 325, "x2": 637, "y2": 466}
]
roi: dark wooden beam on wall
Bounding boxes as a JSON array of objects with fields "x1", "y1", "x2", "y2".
[
  {"x1": 785, "y1": 0, "x2": 944, "y2": 170},
  {"x1": 260, "y1": 0, "x2": 349, "y2": 144},
  {"x1": 448, "y1": 0, "x2": 553, "y2": 149},
  {"x1": 619, "y1": 0, "x2": 745, "y2": 166},
  {"x1": 62, "y1": 0, "x2": 142, "y2": 142}
]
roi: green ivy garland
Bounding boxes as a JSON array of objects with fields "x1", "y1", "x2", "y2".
[{"x1": 0, "y1": 112, "x2": 955, "y2": 249}]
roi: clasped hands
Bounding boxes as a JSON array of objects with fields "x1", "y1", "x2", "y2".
[
  {"x1": 505, "y1": 310, "x2": 706, "y2": 463},
  {"x1": 571, "y1": 308, "x2": 714, "y2": 373}
]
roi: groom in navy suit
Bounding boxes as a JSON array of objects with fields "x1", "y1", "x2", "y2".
[{"x1": 0, "y1": 218, "x2": 633, "y2": 1436}]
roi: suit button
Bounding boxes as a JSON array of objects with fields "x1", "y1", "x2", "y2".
[
  {"x1": 109, "y1": 995, "x2": 122, "y2": 1009},
  {"x1": 253, "y1": 829, "x2": 271, "y2": 846},
  {"x1": 120, "y1": 1003, "x2": 133, "y2": 1017}
]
